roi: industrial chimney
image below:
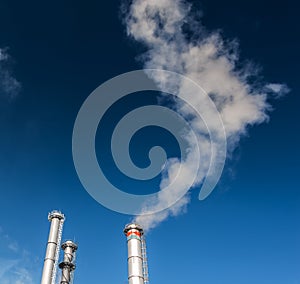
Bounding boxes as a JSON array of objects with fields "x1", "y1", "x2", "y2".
[
  {"x1": 59, "y1": 240, "x2": 78, "y2": 284},
  {"x1": 41, "y1": 210, "x2": 65, "y2": 284},
  {"x1": 124, "y1": 223, "x2": 149, "y2": 284}
]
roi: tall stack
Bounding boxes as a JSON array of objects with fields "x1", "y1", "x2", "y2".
[
  {"x1": 124, "y1": 223, "x2": 145, "y2": 284},
  {"x1": 41, "y1": 210, "x2": 65, "y2": 284},
  {"x1": 59, "y1": 241, "x2": 78, "y2": 284}
]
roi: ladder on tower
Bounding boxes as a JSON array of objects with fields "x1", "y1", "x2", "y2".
[
  {"x1": 141, "y1": 236, "x2": 149, "y2": 284},
  {"x1": 51, "y1": 219, "x2": 64, "y2": 284}
]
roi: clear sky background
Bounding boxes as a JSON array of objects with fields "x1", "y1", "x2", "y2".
[{"x1": 0, "y1": 0, "x2": 299, "y2": 283}]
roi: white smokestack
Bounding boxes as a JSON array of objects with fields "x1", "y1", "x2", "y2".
[
  {"x1": 41, "y1": 210, "x2": 65, "y2": 284},
  {"x1": 123, "y1": 0, "x2": 289, "y2": 231},
  {"x1": 124, "y1": 223, "x2": 145, "y2": 284}
]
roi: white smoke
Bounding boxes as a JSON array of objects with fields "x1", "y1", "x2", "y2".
[
  {"x1": 0, "y1": 48, "x2": 21, "y2": 100},
  {"x1": 122, "y1": 0, "x2": 289, "y2": 230}
]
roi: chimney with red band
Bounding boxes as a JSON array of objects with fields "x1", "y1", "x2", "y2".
[{"x1": 124, "y1": 223, "x2": 144, "y2": 284}]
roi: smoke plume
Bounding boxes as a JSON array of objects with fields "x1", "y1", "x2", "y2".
[{"x1": 122, "y1": 0, "x2": 288, "y2": 231}]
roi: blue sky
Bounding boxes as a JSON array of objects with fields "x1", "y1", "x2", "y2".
[{"x1": 0, "y1": 0, "x2": 299, "y2": 283}]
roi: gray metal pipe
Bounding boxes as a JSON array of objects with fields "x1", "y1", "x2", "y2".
[
  {"x1": 41, "y1": 211, "x2": 65, "y2": 284},
  {"x1": 124, "y1": 224, "x2": 144, "y2": 284},
  {"x1": 59, "y1": 241, "x2": 78, "y2": 284}
]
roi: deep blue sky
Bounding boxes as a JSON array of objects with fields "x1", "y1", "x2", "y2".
[{"x1": 0, "y1": 0, "x2": 299, "y2": 283}]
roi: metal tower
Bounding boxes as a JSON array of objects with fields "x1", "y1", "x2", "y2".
[
  {"x1": 124, "y1": 223, "x2": 149, "y2": 284},
  {"x1": 59, "y1": 240, "x2": 78, "y2": 284},
  {"x1": 41, "y1": 210, "x2": 65, "y2": 284}
]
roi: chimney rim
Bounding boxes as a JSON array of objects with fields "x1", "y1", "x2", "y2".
[
  {"x1": 124, "y1": 223, "x2": 144, "y2": 235},
  {"x1": 48, "y1": 210, "x2": 65, "y2": 221},
  {"x1": 61, "y1": 240, "x2": 78, "y2": 251}
]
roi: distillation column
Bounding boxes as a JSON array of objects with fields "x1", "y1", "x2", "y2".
[
  {"x1": 41, "y1": 210, "x2": 65, "y2": 284},
  {"x1": 59, "y1": 241, "x2": 78, "y2": 284},
  {"x1": 124, "y1": 223, "x2": 145, "y2": 284}
]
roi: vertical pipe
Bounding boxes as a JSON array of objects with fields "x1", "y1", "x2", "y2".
[
  {"x1": 41, "y1": 211, "x2": 65, "y2": 284},
  {"x1": 141, "y1": 237, "x2": 149, "y2": 284},
  {"x1": 59, "y1": 241, "x2": 78, "y2": 284},
  {"x1": 124, "y1": 224, "x2": 144, "y2": 284}
]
